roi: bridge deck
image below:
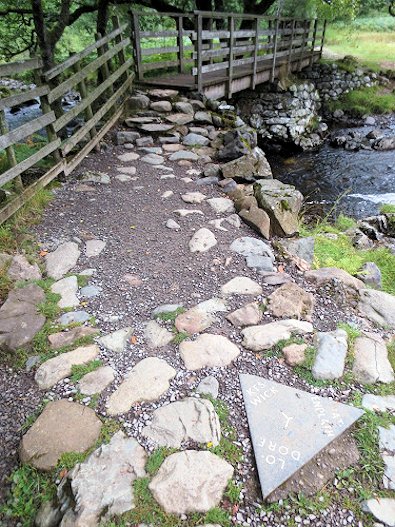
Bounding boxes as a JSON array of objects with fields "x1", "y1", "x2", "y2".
[{"x1": 131, "y1": 11, "x2": 326, "y2": 99}]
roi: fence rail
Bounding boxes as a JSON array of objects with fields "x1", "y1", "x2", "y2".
[{"x1": 0, "y1": 17, "x2": 134, "y2": 224}]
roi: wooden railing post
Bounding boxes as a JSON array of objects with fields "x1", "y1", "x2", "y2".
[
  {"x1": 177, "y1": 16, "x2": 185, "y2": 73},
  {"x1": 196, "y1": 13, "x2": 203, "y2": 92},
  {"x1": 287, "y1": 19, "x2": 296, "y2": 73},
  {"x1": 309, "y1": 18, "x2": 318, "y2": 66},
  {"x1": 270, "y1": 18, "x2": 279, "y2": 83},
  {"x1": 319, "y1": 20, "x2": 327, "y2": 59},
  {"x1": 132, "y1": 12, "x2": 143, "y2": 81},
  {"x1": 298, "y1": 19, "x2": 310, "y2": 71},
  {"x1": 252, "y1": 17, "x2": 259, "y2": 90},
  {"x1": 96, "y1": 32, "x2": 113, "y2": 100},
  {"x1": 227, "y1": 15, "x2": 234, "y2": 98},
  {"x1": 112, "y1": 15, "x2": 128, "y2": 84},
  {"x1": 0, "y1": 110, "x2": 23, "y2": 192}
]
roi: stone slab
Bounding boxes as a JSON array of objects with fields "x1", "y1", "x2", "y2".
[{"x1": 239, "y1": 374, "x2": 363, "y2": 500}]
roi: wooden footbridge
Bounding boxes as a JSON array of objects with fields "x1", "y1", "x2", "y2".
[{"x1": 131, "y1": 10, "x2": 327, "y2": 99}]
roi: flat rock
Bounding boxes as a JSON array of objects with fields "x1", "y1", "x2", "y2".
[
  {"x1": 174, "y1": 209, "x2": 204, "y2": 217},
  {"x1": 175, "y1": 102, "x2": 194, "y2": 114},
  {"x1": 0, "y1": 284, "x2": 45, "y2": 352},
  {"x1": 179, "y1": 333, "x2": 240, "y2": 370},
  {"x1": 161, "y1": 190, "x2": 173, "y2": 198},
  {"x1": 7, "y1": 254, "x2": 41, "y2": 281},
  {"x1": 279, "y1": 237, "x2": 315, "y2": 266},
  {"x1": 221, "y1": 276, "x2": 262, "y2": 296},
  {"x1": 48, "y1": 326, "x2": 97, "y2": 349},
  {"x1": 361, "y1": 394, "x2": 395, "y2": 413},
  {"x1": 51, "y1": 276, "x2": 79, "y2": 309},
  {"x1": 79, "y1": 366, "x2": 116, "y2": 395},
  {"x1": 149, "y1": 450, "x2": 233, "y2": 514},
  {"x1": 116, "y1": 174, "x2": 132, "y2": 182},
  {"x1": 383, "y1": 455, "x2": 395, "y2": 490},
  {"x1": 283, "y1": 343, "x2": 307, "y2": 366},
  {"x1": 196, "y1": 376, "x2": 219, "y2": 398},
  {"x1": 151, "y1": 100, "x2": 172, "y2": 112},
  {"x1": 144, "y1": 320, "x2": 173, "y2": 348},
  {"x1": 58, "y1": 431, "x2": 146, "y2": 525},
  {"x1": 175, "y1": 307, "x2": 214, "y2": 334},
  {"x1": 183, "y1": 133, "x2": 210, "y2": 146},
  {"x1": 196, "y1": 297, "x2": 228, "y2": 314},
  {"x1": 221, "y1": 147, "x2": 271, "y2": 180},
  {"x1": 117, "y1": 131, "x2": 140, "y2": 145},
  {"x1": 141, "y1": 153, "x2": 165, "y2": 165},
  {"x1": 117, "y1": 152, "x2": 140, "y2": 162},
  {"x1": 106, "y1": 357, "x2": 176, "y2": 415},
  {"x1": 261, "y1": 271, "x2": 292, "y2": 285},
  {"x1": 305, "y1": 267, "x2": 364, "y2": 290},
  {"x1": 242, "y1": 320, "x2": 314, "y2": 352},
  {"x1": 226, "y1": 302, "x2": 262, "y2": 327},
  {"x1": 239, "y1": 205, "x2": 271, "y2": 239},
  {"x1": 85, "y1": 239, "x2": 106, "y2": 257},
  {"x1": 80, "y1": 284, "x2": 100, "y2": 298},
  {"x1": 181, "y1": 192, "x2": 207, "y2": 204},
  {"x1": 59, "y1": 310, "x2": 90, "y2": 325},
  {"x1": 358, "y1": 289, "x2": 395, "y2": 328},
  {"x1": 35, "y1": 344, "x2": 100, "y2": 389},
  {"x1": 353, "y1": 333, "x2": 394, "y2": 384},
  {"x1": 117, "y1": 165, "x2": 136, "y2": 175},
  {"x1": 166, "y1": 113, "x2": 194, "y2": 126},
  {"x1": 99, "y1": 327, "x2": 133, "y2": 353},
  {"x1": 148, "y1": 88, "x2": 179, "y2": 99},
  {"x1": 152, "y1": 303, "x2": 183, "y2": 317},
  {"x1": 312, "y1": 329, "x2": 348, "y2": 380},
  {"x1": 362, "y1": 498, "x2": 395, "y2": 526},
  {"x1": 268, "y1": 282, "x2": 314, "y2": 320},
  {"x1": 166, "y1": 219, "x2": 181, "y2": 230},
  {"x1": 230, "y1": 236, "x2": 274, "y2": 260},
  {"x1": 81, "y1": 171, "x2": 110, "y2": 184},
  {"x1": 189, "y1": 228, "x2": 217, "y2": 253},
  {"x1": 246, "y1": 254, "x2": 274, "y2": 272},
  {"x1": 207, "y1": 197, "x2": 235, "y2": 214},
  {"x1": 169, "y1": 150, "x2": 199, "y2": 161},
  {"x1": 240, "y1": 374, "x2": 363, "y2": 499},
  {"x1": 46, "y1": 242, "x2": 80, "y2": 280},
  {"x1": 142, "y1": 397, "x2": 221, "y2": 448},
  {"x1": 20, "y1": 400, "x2": 101, "y2": 471},
  {"x1": 139, "y1": 123, "x2": 174, "y2": 133},
  {"x1": 194, "y1": 111, "x2": 213, "y2": 124}
]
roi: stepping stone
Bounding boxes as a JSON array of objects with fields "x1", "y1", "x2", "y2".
[
  {"x1": 0, "y1": 284, "x2": 45, "y2": 352},
  {"x1": 141, "y1": 153, "x2": 165, "y2": 165},
  {"x1": 312, "y1": 329, "x2": 348, "y2": 380},
  {"x1": 221, "y1": 276, "x2": 262, "y2": 296},
  {"x1": 188, "y1": 126, "x2": 209, "y2": 136},
  {"x1": 79, "y1": 366, "x2": 116, "y2": 395},
  {"x1": 353, "y1": 333, "x2": 394, "y2": 384},
  {"x1": 268, "y1": 282, "x2": 314, "y2": 320},
  {"x1": 117, "y1": 166, "x2": 136, "y2": 175},
  {"x1": 166, "y1": 113, "x2": 194, "y2": 126},
  {"x1": 46, "y1": 241, "x2": 80, "y2": 280},
  {"x1": 261, "y1": 271, "x2": 292, "y2": 285},
  {"x1": 126, "y1": 116, "x2": 155, "y2": 125},
  {"x1": 189, "y1": 228, "x2": 217, "y2": 253},
  {"x1": 208, "y1": 218, "x2": 227, "y2": 231},
  {"x1": 80, "y1": 285, "x2": 100, "y2": 298},
  {"x1": 242, "y1": 320, "x2": 314, "y2": 352},
  {"x1": 115, "y1": 174, "x2": 132, "y2": 182},
  {"x1": 362, "y1": 498, "x2": 395, "y2": 526},
  {"x1": 181, "y1": 192, "x2": 207, "y2": 204},
  {"x1": 107, "y1": 357, "x2": 176, "y2": 416},
  {"x1": 379, "y1": 425, "x2": 395, "y2": 452},
  {"x1": 183, "y1": 133, "x2": 210, "y2": 146},
  {"x1": 359, "y1": 289, "x2": 395, "y2": 328},
  {"x1": 186, "y1": 169, "x2": 201, "y2": 176},
  {"x1": 99, "y1": 327, "x2": 133, "y2": 353},
  {"x1": 35, "y1": 344, "x2": 100, "y2": 389},
  {"x1": 136, "y1": 135, "x2": 154, "y2": 146},
  {"x1": 175, "y1": 307, "x2": 214, "y2": 334},
  {"x1": 58, "y1": 431, "x2": 147, "y2": 525},
  {"x1": 305, "y1": 267, "x2": 364, "y2": 290},
  {"x1": 230, "y1": 236, "x2": 275, "y2": 260},
  {"x1": 140, "y1": 146, "x2": 163, "y2": 155},
  {"x1": 239, "y1": 374, "x2": 363, "y2": 500},
  {"x1": 155, "y1": 165, "x2": 173, "y2": 172},
  {"x1": 139, "y1": 123, "x2": 174, "y2": 133},
  {"x1": 161, "y1": 190, "x2": 173, "y2": 198},
  {"x1": 117, "y1": 152, "x2": 140, "y2": 162},
  {"x1": 148, "y1": 88, "x2": 179, "y2": 99},
  {"x1": 180, "y1": 334, "x2": 240, "y2": 370},
  {"x1": 144, "y1": 320, "x2": 173, "y2": 348},
  {"x1": 117, "y1": 130, "x2": 140, "y2": 144},
  {"x1": 51, "y1": 276, "x2": 79, "y2": 308},
  {"x1": 246, "y1": 254, "x2": 274, "y2": 273},
  {"x1": 59, "y1": 310, "x2": 90, "y2": 325},
  {"x1": 123, "y1": 274, "x2": 142, "y2": 287},
  {"x1": 175, "y1": 102, "x2": 194, "y2": 114},
  {"x1": 161, "y1": 174, "x2": 176, "y2": 180},
  {"x1": 151, "y1": 100, "x2": 172, "y2": 112},
  {"x1": 207, "y1": 197, "x2": 235, "y2": 214},
  {"x1": 7, "y1": 254, "x2": 41, "y2": 281},
  {"x1": 149, "y1": 451, "x2": 233, "y2": 514},
  {"x1": 163, "y1": 144, "x2": 185, "y2": 152},
  {"x1": 152, "y1": 303, "x2": 183, "y2": 317},
  {"x1": 142, "y1": 398, "x2": 221, "y2": 448},
  {"x1": 195, "y1": 297, "x2": 228, "y2": 314},
  {"x1": 226, "y1": 302, "x2": 262, "y2": 328},
  {"x1": 226, "y1": 214, "x2": 241, "y2": 228},
  {"x1": 169, "y1": 150, "x2": 199, "y2": 161},
  {"x1": 196, "y1": 376, "x2": 219, "y2": 398},
  {"x1": 81, "y1": 171, "x2": 110, "y2": 184},
  {"x1": 174, "y1": 209, "x2": 204, "y2": 217},
  {"x1": 384, "y1": 456, "x2": 395, "y2": 490},
  {"x1": 48, "y1": 326, "x2": 97, "y2": 349},
  {"x1": 283, "y1": 343, "x2": 307, "y2": 367},
  {"x1": 361, "y1": 394, "x2": 395, "y2": 413},
  {"x1": 160, "y1": 134, "x2": 181, "y2": 144},
  {"x1": 20, "y1": 400, "x2": 102, "y2": 471},
  {"x1": 166, "y1": 219, "x2": 181, "y2": 230}
]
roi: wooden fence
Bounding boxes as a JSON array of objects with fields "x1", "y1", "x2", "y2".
[
  {"x1": 132, "y1": 11, "x2": 326, "y2": 98},
  {"x1": 0, "y1": 17, "x2": 134, "y2": 224}
]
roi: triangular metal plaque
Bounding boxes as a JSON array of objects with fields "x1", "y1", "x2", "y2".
[{"x1": 240, "y1": 374, "x2": 364, "y2": 499}]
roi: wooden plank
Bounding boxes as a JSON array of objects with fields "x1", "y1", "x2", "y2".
[
  {"x1": 142, "y1": 46, "x2": 179, "y2": 56},
  {"x1": 228, "y1": 15, "x2": 234, "y2": 98},
  {"x1": 252, "y1": 17, "x2": 259, "y2": 89},
  {"x1": 132, "y1": 12, "x2": 144, "y2": 81},
  {"x1": 0, "y1": 139, "x2": 61, "y2": 186},
  {"x1": 142, "y1": 60, "x2": 193, "y2": 72},
  {"x1": 53, "y1": 58, "x2": 133, "y2": 132},
  {"x1": 177, "y1": 16, "x2": 185, "y2": 73},
  {"x1": 196, "y1": 14, "x2": 203, "y2": 92},
  {"x1": 0, "y1": 160, "x2": 65, "y2": 225},
  {"x1": 0, "y1": 58, "x2": 42, "y2": 77},
  {"x1": 270, "y1": 18, "x2": 280, "y2": 83},
  {"x1": 45, "y1": 25, "x2": 127, "y2": 80},
  {"x1": 62, "y1": 75, "x2": 133, "y2": 155},
  {"x1": 0, "y1": 86, "x2": 49, "y2": 112},
  {"x1": 48, "y1": 38, "x2": 129, "y2": 103},
  {"x1": 0, "y1": 109, "x2": 23, "y2": 192},
  {"x1": 320, "y1": 20, "x2": 327, "y2": 57},
  {"x1": 201, "y1": 30, "x2": 230, "y2": 39},
  {"x1": 0, "y1": 112, "x2": 55, "y2": 150},
  {"x1": 310, "y1": 19, "x2": 318, "y2": 66},
  {"x1": 140, "y1": 30, "x2": 178, "y2": 38}
]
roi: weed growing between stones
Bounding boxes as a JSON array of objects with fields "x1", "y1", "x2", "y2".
[
  {"x1": 326, "y1": 86, "x2": 395, "y2": 117},
  {"x1": 154, "y1": 307, "x2": 185, "y2": 322},
  {"x1": 76, "y1": 273, "x2": 90, "y2": 288},
  {"x1": 267, "y1": 336, "x2": 306, "y2": 359},
  {"x1": 146, "y1": 447, "x2": 177, "y2": 476},
  {"x1": 172, "y1": 330, "x2": 189, "y2": 344},
  {"x1": 70, "y1": 359, "x2": 102, "y2": 382}
]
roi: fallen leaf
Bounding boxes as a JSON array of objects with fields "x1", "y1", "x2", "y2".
[
  {"x1": 130, "y1": 335, "x2": 138, "y2": 345},
  {"x1": 278, "y1": 265, "x2": 284, "y2": 273},
  {"x1": 39, "y1": 250, "x2": 48, "y2": 257},
  {"x1": 59, "y1": 468, "x2": 68, "y2": 480}
]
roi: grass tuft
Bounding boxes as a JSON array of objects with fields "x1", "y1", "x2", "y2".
[
  {"x1": 145, "y1": 447, "x2": 177, "y2": 476},
  {"x1": 154, "y1": 307, "x2": 185, "y2": 322},
  {"x1": 327, "y1": 86, "x2": 395, "y2": 118},
  {"x1": 70, "y1": 359, "x2": 102, "y2": 383}
]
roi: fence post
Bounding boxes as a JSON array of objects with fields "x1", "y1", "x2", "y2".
[
  {"x1": 196, "y1": 13, "x2": 203, "y2": 92},
  {"x1": 298, "y1": 19, "x2": 310, "y2": 71},
  {"x1": 227, "y1": 15, "x2": 234, "y2": 98},
  {"x1": 96, "y1": 32, "x2": 113, "y2": 99},
  {"x1": 287, "y1": 19, "x2": 296, "y2": 73},
  {"x1": 132, "y1": 12, "x2": 143, "y2": 81},
  {"x1": 112, "y1": 15, "x2": 128, "y2": 85},
  {"x1": 319, "y1": 20, "x2": 327, "y2": 59},
  {"x1": 177, "y1": 16, "x2": 185, "y2": 73},
  {"x1": 0, "y1": 110, "x2": 23, "y2": 192},
  {"x1": 270, "y1": 18, "x2": 279, "y2": 83},
  {"x1": 309, "y1": 18, "x2": 318, "y2": 66},
  {"x1": 252, "y1": 17, "x2": 259, "y2": 90}
]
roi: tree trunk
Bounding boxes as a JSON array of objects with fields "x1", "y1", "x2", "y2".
[{"x1": 31, "y1": 0, "x2": 54, "y2": 70}]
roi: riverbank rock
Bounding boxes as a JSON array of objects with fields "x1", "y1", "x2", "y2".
[
  {"x1": 312, "y1": 329, "x2": 348, "y2": 380},
  {"x1": 20, "y1": 401, "x2": 101, "y2": 471},
  {"x1": 305, "y1": 267, "x2": 364, "y2": 290},
  {"x1": 353, "y1": 333, "x2": 394, "y2": 384},
  {"x1": 242, "y1": 320, "x2": 314, "y2": 351},
  {"x1": 149, "y1": 450, "x2": 233, "y2": 514},
  {"x1": 142, "y1": 398, "x2": 221, "y2": 448},
  {"x1": 179, "y1": 333, "x2": 240, "y2": 370},
  {"x1": 278, "y1": 237, "x2": 315, "y2": 266},
  {"x1": 58, "y1": 431, "x2": 147, "y2": 525},
  {"x1": 254, "y1": 179, "x2": 303, "y2": 237},
  {"x1": 239, "y1": 204, "x2": 271, "y2": 240},
  {"x1": 45, "y1": 241, "x2": 80, "y2": 280},
  {"x1": 221, "y1": 147, "x2": 272, "y2": 182},
  {"x1": 0, "y1": 284, "x2": 45, "y2": 352},
  {"x1": 268, "y1": 282, "x2": 314, "y2": 320},
  {"x1": 218, "y1": 128, "x2": 257, "y2": 161},
  {"x1": 358, "y1": 289, "x2": 395, "y2": 328}
]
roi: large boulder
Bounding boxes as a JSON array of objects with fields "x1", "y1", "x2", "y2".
[
  {"x1": 221, "y1": 147, "x2": 272, "y2": 182},
  {"x1": 218, "y1": 128, "x2": 257, "y2": 161},
  {"x1": 0, "y1": 284, "x2": 45, "y2": 352},
  {"x1": 239, "y1": 204, "x2": 271, "y2": 240},
  {"x1": 254, "y1": 179, "x2": 303, "y2": 237},
  {"x1": 20, "y1": 401, "x2": 102, "y2": 471}
]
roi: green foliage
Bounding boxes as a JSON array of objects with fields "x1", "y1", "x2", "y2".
[
  {"x1": 70, "y1": 359, "x2": 102, "y2": 382},
  {"x1": 203, "y1": 508, "x2": 231, "y2": 526},
  {"x1": 327, "y1": 86, "x2": 395, "y2": 117},
  {"x1": 224, "y1": 480, "x2": 242, "y2": 504},
  {"x1": 0, "y1": 465, "x2": 56, "y2": 527},
  {"x1": 172, "y1": 330, "x2": 189, "y2": 344},
  {"x1": 146, "y1": 447, "x2": 177, "y2": 476},
  {"x1": 337, "y1": 322, "x2": 361, "y2": 347},
  {"x1": 76, "y1": 274, "x2": 90, "y2": 288},
  {"x1": 57, "y1": 451, "x2": 86, "y2": 472},
  {"x1": 155, "y1": 307, "x2": 185, "y2": 322},
  {"x1": 380, "y1": 203, "x2": 395, "y2": 214}
]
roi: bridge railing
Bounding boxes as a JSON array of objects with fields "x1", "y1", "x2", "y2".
[{"x1": 131, "y1": 10, "x2": 326, "y2": 96}]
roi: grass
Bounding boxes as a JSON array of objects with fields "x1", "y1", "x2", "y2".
[
  {"x1": 70, "y1": 359, "x2": 102, "y2": 382},
  {"x1": 380, "y1": 203, "x2": 395, "y2": 214},
  {"x1": 154, "y1": 307, "x2": 185, "y2": 322},
  {"x1": 172, "y1": 330, "x2": 189, "y2": 344},
  {"x1": 145, "y1": 447, "x2": 177, "y2": 476},
  {"x1": 326, "y1": 86, "x2": 395, "y2": 118},
  {"x1": 0, "y1": 138, "x2": 51, "y2": 177}
]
